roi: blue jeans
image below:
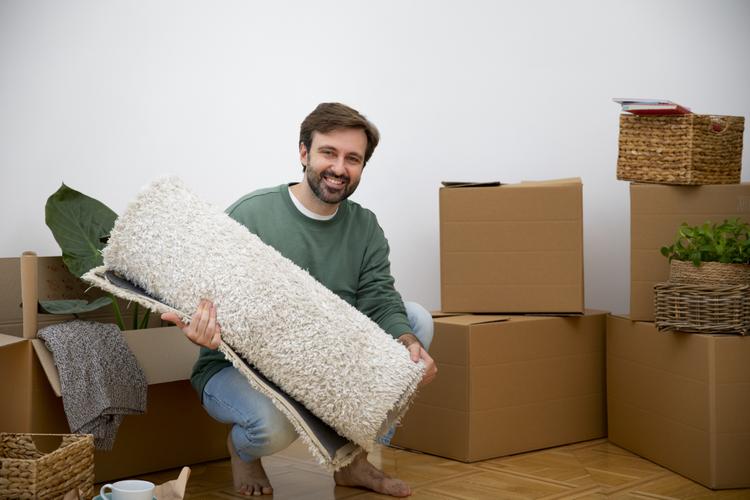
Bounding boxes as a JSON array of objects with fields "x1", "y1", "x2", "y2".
[{"x1": 202, "y1": 301, "x2": 434, "y2": 461}]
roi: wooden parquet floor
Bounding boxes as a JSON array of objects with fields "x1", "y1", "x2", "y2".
[{"x1": 130, "y1": 439, "x2": 749, "y2": 499}]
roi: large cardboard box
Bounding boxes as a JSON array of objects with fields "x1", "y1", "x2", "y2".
[
  {"x1": 607, "y1": 315, "x2": 750, "y2": 489},
  {"x1": 0, "y1": 254, "x2": 229, "y2": 482},
  {"x1": 391, "y1": 311, "x2": 607, "y2": 462},
  {"x1": 440, "y1": 179, "x2": 584, "y2": 313},
  {"x1": 630, "y1": 183, "x2": 750, "y2": 321}
]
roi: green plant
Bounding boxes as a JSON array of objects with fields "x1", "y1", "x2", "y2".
[
  {"x1": 44, "y1": 183, "x2": 150, "y2": 330},
  {"x1": 660, "y1": 218, "x2": 750, "y2": 267}
]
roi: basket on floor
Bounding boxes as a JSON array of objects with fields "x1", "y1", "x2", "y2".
[
  {"x1": 0, "y1": 433, "x2": 94, "y2": 500},
  {"x1": 617, "y1": 113, "x2": 744, "y2": 185},
  {"x1": 654, "y1": 260, "x2": 750, "y2": 335}
]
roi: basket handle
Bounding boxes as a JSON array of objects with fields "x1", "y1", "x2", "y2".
[
  {"x1": 31, "y1": 433, "x2": 64, "y2": 454},
  {"x1": 708, "y1": 116, "x2": 729, "y2": 134}
]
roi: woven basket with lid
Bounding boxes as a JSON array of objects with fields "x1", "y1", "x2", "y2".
[{"x1": 617, "y1": 113, "x2": 745, "y2": 185}]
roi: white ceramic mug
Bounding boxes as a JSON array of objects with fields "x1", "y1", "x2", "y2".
[{"x1": 100, "y1": 479, "x2": 155, "y2": 500}]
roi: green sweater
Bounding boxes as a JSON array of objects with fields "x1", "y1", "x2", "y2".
[{"x1": 190, "y1": 184, "x2": 411, "y2": 397}]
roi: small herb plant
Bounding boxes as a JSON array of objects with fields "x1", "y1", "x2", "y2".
[{"x1": 660, "y1": 218, "x2": 750, "y2": 267}]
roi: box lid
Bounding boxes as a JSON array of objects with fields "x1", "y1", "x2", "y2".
[
  {"x1": 441, "y1": 181, "x2": 502, "y2": 188},
  {"x1": 441, "y1": 178, "x2": 581, "y2": 189},
  {"x1": 430, "y1": 311, "x2": 463, "y2": 318}
]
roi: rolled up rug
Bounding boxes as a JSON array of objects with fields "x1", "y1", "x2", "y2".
[{"x1": 82, "y1": 177, "x2": 423, "y2": 471}]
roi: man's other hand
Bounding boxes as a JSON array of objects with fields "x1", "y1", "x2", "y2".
[
  {"x1": 399, "y1": 333, "x2": 437, "y2": 386},
  {"x1": 161, "y1": 299, "x2": 221, "y2": 350}
]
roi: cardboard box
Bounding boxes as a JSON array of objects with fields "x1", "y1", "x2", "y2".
[
  {"x1": 630, "y1": 183, "x2": 750, "y2": 321},
  {"x1": 391, "y1": 311, "x2": 607, "y2": 462},
  {"x1": 607, "y1": 315, "x2": 750, "y2": 489},
  {"x1": 440, "y1": 179, "x2": 584, "y2": 313},
  {"x1": 0, "y1": 254, "x2": 229, "y2": 482}
]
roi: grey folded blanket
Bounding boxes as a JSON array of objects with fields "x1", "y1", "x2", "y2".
[{"x1": 37, "y1": 320, "x2": 147, "y2": 450}]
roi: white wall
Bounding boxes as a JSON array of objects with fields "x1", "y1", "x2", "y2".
[{"x1": 2, "y1": 0, "x2": 749, "y2": 315}]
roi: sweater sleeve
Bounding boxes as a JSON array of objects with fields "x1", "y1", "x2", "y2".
[{"x1": 356, "y1": 221, "x2": 412, "y2": 339}]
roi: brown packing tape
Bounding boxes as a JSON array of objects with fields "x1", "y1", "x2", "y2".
[{"x1": 21, "y1": 251, "x2": 38, "y2": 339}]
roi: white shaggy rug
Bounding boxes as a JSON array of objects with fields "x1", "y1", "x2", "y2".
[{"x1": 82, "y1": 177, "x2": 424, "y2": 470}]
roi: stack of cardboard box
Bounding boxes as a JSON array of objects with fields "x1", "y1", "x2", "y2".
[
  {"x1": 609, "y1": 182, "x2": 750, "y2": 489},
  {"x1": 392, "y1": 179, "x2": 609, "y2": 462}
]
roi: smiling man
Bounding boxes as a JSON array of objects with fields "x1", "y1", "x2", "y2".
[{"x1": 164, "y1": 103, "x2": 436, "y2": 497}]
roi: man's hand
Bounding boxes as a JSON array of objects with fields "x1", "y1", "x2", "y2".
[
  {"x1": 399, "y1": 333, "x2": 437, "y2": 386},
  {"x1": 161, "y1": 299, "x2": 221, "y2": 350}
]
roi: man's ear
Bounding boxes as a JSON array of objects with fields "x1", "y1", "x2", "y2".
[{"x1": 299, "y1": 142, "x2": 309, "y2": 172}]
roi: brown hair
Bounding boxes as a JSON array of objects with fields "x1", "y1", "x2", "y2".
[{"x1": 299, "y1": 103, "x2": 380, "y2": 166}]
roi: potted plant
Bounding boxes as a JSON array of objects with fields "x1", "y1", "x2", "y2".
[
  {"x1": 44, "y1": 184, "x2": 151, "y2": 330},
  {"x1": 660, "y1": 218, "x2": 750, "y2": 285},
  {"x1": 655, "y1": 218, "x2": 750, "y2": 335}
]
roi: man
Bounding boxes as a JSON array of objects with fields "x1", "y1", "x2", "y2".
[{"x1": 163, "y1": 102, "x2": 437, "y2": 497}]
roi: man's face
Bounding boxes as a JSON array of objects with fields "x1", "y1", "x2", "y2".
[{"x1": 300, "y1": 128, "x2": 367, "y2": 205}]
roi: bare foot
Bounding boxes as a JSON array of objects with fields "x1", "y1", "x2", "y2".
[
  {"x1": 334, "y1": 451, "x2": 411, "y2": 497},
  {"x1": 227, "y1": 433, "x2": 273, "y2": 496}
]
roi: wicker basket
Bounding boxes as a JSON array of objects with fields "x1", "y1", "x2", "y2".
[
  {"x1": 668, "y1": 259, "x2": 750, "y2": 285},
  {"x1": 0, "y1": 433, "x2": 94, "y2": 500},
  {"x1": 655, "y1": 282, "x2": 750, "y2": 334},
  {"x1": 654, "y1": 260, "x2": 750, "y2": 334},
  {"x1": 617, "y1": 113, "x2": 745, "y2": 185}
]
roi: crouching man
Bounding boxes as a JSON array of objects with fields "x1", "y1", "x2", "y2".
[{"x1": 163, "y1": 102, "x2": 436, "y2": 497}]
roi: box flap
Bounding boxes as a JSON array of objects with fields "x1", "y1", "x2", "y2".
[
  {"x1": 124, "y1": 326, "x2": 200, "y2": 384},
  {"x1": 29, "y1": 326, "x2": 199, "y2": 398},
  {"x1": 441, "y1": 181, "x2": 502, "y2": 188},
  {"x1": 434, "y1": 315, "x2": 510, "y2": 326},
  {"x1": 31, "y1": 338, "x2": 62, "y2": 397},
  {"x1": 0, "y1": 332, "x2": 25, "y2": 348},
  {"x1": 440, "y1": 178, "x2": 582, "y2": 190},
  {"x1": 431, "y1": 311, "x2": 464, "y2": 318}
]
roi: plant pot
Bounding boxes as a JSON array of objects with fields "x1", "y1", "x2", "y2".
[
  {"x1": 668, "y1": 259, "x2": 750, "y2": 285},
  {"x1": 656, "y1": 260, "x2": 750, "y2": 335}
]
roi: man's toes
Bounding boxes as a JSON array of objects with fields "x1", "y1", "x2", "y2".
[
  {"x1": 384, "y1": 479, "x2": 411, "y2": 497},
  {"x1": 252, "y1": 482, "x2": 272, "y2": 496}
]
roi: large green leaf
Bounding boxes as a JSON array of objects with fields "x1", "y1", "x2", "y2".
[
  {"x1": 45, "y1": 183, "x2": 118, "y2": 277},
  {"x1": 38, "y1": 297, "x2": 113, "y2": 315}
]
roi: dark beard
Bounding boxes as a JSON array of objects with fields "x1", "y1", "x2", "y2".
[{"x1": 306, "y1": 168, "x2": 359, "y2": 204}]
